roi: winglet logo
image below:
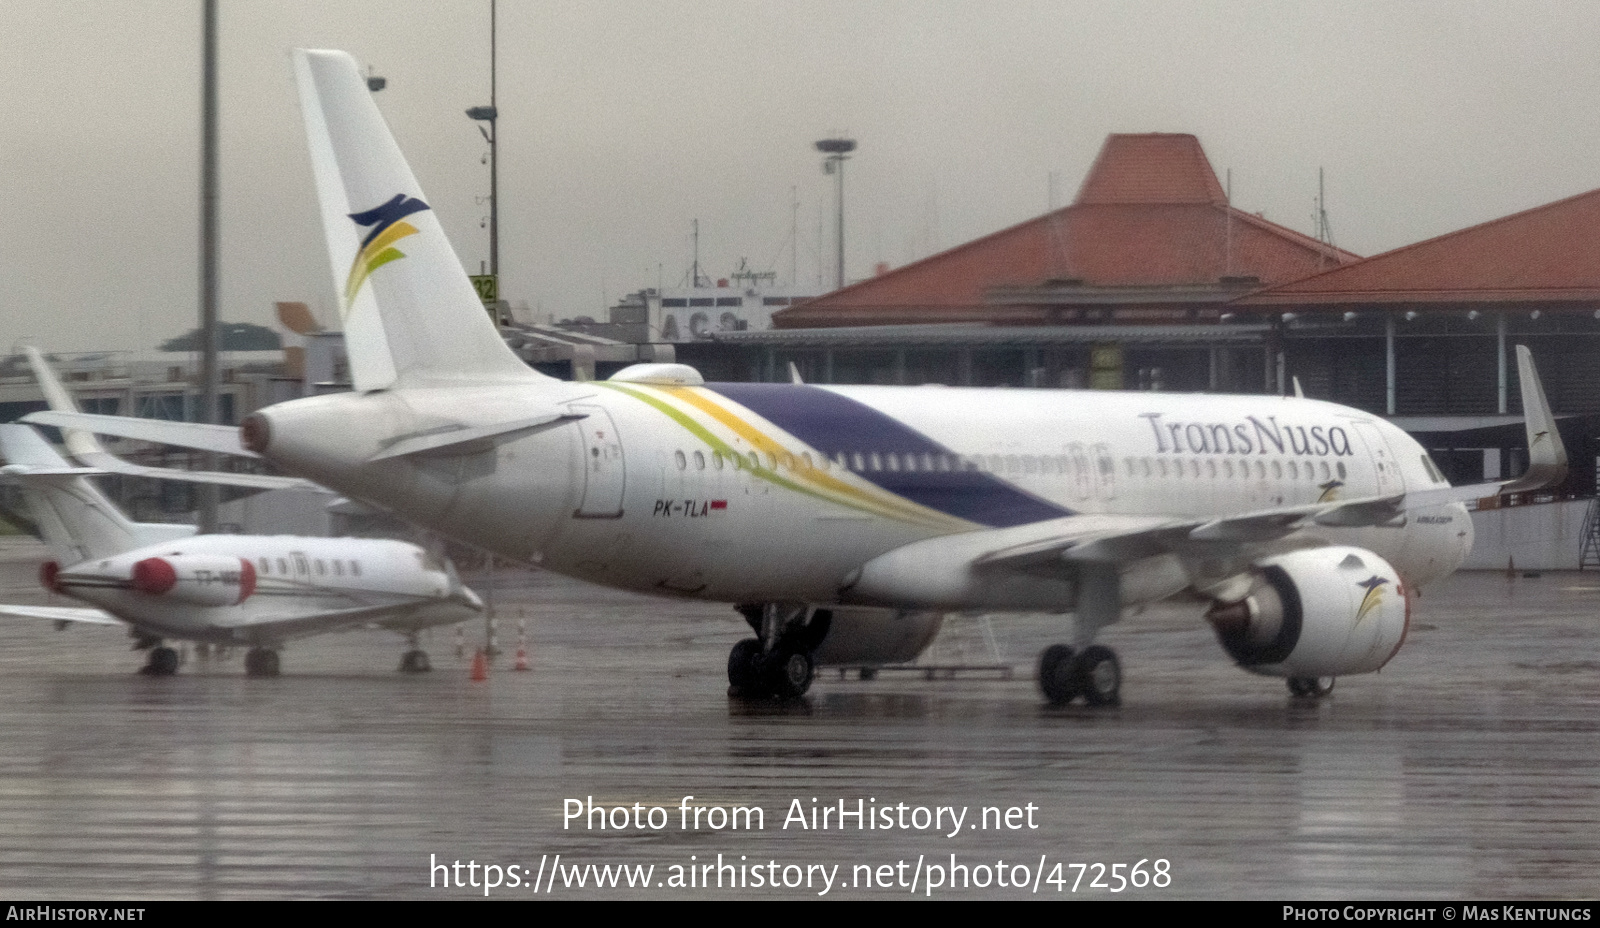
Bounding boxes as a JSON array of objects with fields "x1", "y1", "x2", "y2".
[
  {"x1": 1317, "y1": 479, "x2": 1344, "y2": 503},
  {"x1": 1355, "y1": 575, "x2": 1388, "y2": 624},
  {"x1": 343, "y1": 194, "x2": 430, "y2": 313}
]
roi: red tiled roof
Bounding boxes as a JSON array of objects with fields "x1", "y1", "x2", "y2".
[
  {"x1": 1241, "y1": 186, "x2": 1600, "y2": 305},
  {"x1": 777, "y1": 133, "x2": 1354, "y2": 328},
  {"x1": 1075, "y1": 133, "x2": 1229, "y2": 205}
]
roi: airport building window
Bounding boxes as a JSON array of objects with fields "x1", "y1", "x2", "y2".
[{"x1": 661, "y1": 298, "x2": 688, "y2": 307}]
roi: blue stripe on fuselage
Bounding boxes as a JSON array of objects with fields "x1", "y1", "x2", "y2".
[{"x1": 704, "y1": 383, "x2": 1073, "y2": 527}]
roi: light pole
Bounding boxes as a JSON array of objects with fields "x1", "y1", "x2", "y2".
[
  {"x1": 815, "y1": 138, "x2": 855, "y2": 290},
  {"x1": 467, "y1": 0, "x2": 499, "y2": 285}
]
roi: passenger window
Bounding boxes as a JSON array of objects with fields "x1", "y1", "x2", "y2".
[
  {"x1": 712, "y1": 451, "x2": 725, "y2": 470},
  {"x1": 1272, "y1": 461, "x2": 1283, "y2": 479},
  {"x1": 869, "y1": 452, "x2": 883, "y2": 472},
  {"x1": 1287, "y1": 461, "x2": 1298, "y2": 479},
  {"x1": 1336, "y1": 461, "x2": 1347, "y2": 479},
  {"x1": 801, "y1": 452, "x2": 814, "y2": 471},
  {"x1": 1157, "y1": 459, "x2": 1169, "y2": 478},
  {"x1": 851, "y1": 452, "x2": 865, "y2": 471},
  {"x1": 693, "y1": 450, "x2": 705, "y2": 470},
  {"x1": 333, "y1": 560, "x2": 343, "y2": 576},
  {"x1": 674, "y1": 450, "x2": 687, "y2": 470},
  {"x1": 1222, "y1": 460, "x2": 1234, "y2": 479},
  {"x1": 1320, "y1": 461, "x2": 1331, "y2": 481},
  {"x1": 315, "y1": 559, "x2": 325, "y2": 576},
  {"x1": 351, "y1": 561, "x2": 361, "y2": 577},
  {"x1": 1255, "y1": 461, "x2": 1266, "y2": 479},
  {"x1": 1206, "y1": 460, "x2": 1217, "y2": 479},
  {"x1": 278, "y1": 558, "x2": 289, "y2": 574}
]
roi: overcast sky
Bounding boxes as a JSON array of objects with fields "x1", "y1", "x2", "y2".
[{"x1": 3, "y1": 1, "x2": 1599, "y2": 351}]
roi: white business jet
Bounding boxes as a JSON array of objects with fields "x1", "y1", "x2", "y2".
[
  {"x1": 0, "y1": 423, "x2": 482, "y2": 677},
  {"x1": 29, "y1": 49, "x2": 1566, "y2": 704}
]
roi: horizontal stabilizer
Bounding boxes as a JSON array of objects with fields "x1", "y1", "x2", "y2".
[
  {"x1": 21, "y1": 411, "x2": 257, "y2": 458},
  {"x1": 368, "y1": 411, "x2": 581, "y2": 462}
]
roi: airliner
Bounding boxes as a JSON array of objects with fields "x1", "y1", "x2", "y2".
[
  {"x1": 28, "y1": 48, "x2": 1566, "y2": 704},
  {"x1": 0, "y1": 423, "x2": 482, "y2": 676}
]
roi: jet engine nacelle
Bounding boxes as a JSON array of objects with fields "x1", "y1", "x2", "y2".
[
  {"x1": 1204, "y1": 546, "x2": 1408, "y2": 679},
  {"x1": 130, "y1": 556, "x2": 257, "y2": 607},
  {"x1": 808, "y1": 607, "x2": 943, "y2": 666}
]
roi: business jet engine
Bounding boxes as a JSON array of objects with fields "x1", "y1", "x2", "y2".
[
  {"x1": 128, "y1": 555, "x2": 257, "y2": 607},
  {"x1": 1203, "y1": 546, "x2": 1409, "y2": 679}
]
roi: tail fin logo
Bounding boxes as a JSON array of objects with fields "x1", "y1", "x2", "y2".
[{"x1": 343, "y1": 194, "x2": 430, "y2": 313}]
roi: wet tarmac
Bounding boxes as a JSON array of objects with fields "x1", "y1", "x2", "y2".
[{"x1": 0, "y1": 536, "x2": 1594, "y2": 900}]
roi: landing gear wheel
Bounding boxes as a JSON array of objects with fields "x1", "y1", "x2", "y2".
[
  {"x1": 727, "y1": 638, "x2": 763, "y2": 696},
  {"x1": 399, "y1": 649, "x2": 432, "y2": 673},
  {"x1": 1070, "y1": 645, "x2": 1121, "y2": 707},
  {"x1": 765, "y1": 648, "x2": 814, "y2": 699},
  {"x1": 1038, "y1": 644, "x2": 1077, "y2": 706},
  {"x1": 141, "y1": 646, "x2": 179, "y2": 677},
  {"x1": 1287, "y1": 676, "x2": 1334, "y2": 698},
  {"x1": 244, "y1": 648, "x2": 281, "y2": 678}
]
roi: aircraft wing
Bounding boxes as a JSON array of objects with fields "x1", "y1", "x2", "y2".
[
  {"x1": 20, "y1": 411, "x2": 258, "y2": 459},
  {"x1": 0, "y1": 603, "x2": 122, "y2": 626}
]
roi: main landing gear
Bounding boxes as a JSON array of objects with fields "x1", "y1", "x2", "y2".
[
  {"x1": 1287, "y1": 676, "x2": 1335, "y2": 699},
  {"x1": 1037, "y1": 563, "x2": 1123, "y2": 707},
  {"x1": 1037, "y1": 644, "x2": 1122, "y2": 707},
  {"x1": 726, "y1": 604, "x2": 829, "y2": 700},
  {"x1": 139, "y1": 645, "x2": 180, "y2": 677},
  {"x1": 244, "y1": 647, "x2": 281, "y2": 678},
  {"x1": 399, "y1": 632, "x2": 432, "y2": 673}
]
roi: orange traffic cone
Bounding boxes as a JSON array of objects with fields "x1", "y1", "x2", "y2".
[{"x1": 470, "y1": 648, "x2": 489, "y2": 681}]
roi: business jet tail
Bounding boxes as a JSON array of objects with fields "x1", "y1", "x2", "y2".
[
  {"x1": 292, "y1": 48, "x2": 544, "y2": 391},
  {"x1": 0, "y1": 425, "x2": 195, "y2": 564}
]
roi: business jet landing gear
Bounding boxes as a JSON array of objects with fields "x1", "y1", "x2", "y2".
[
  {"x1": 244, "y1": 647, "x2": 281, "y2": 678},
  {"x1": 1287, "y1": 676, "x2": 1335, "y2": 699},
  {"x1": 727, "y1": 604, "x2": 826, "y2": 700},
  {"x1": 1038, "y1": 564, "x2": 1122, "y2": 707},
  {"x1": 139, "y1": 646, "x2": 180, "y2": 676},
  {"x1": 399, "y1": 633, "x2": 432, "y2": 673}
]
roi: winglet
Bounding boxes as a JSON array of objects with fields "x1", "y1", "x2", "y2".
[{"x1": 1501, "y1": 345, "x2": 1567, "y2": 493}]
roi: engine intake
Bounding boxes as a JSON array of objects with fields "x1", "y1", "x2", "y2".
[{"x1": 1205, "y1": 546, "x2": 1409, "y2": 679}]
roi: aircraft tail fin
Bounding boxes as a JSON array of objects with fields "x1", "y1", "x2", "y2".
[
  {"x1": 0, "y1": 425, "x2": 196, "y2": 564},
  {"x1": 292, "y1": 49, "x2": 544, "y2": 391},
  {"x1": 1500, "y1": 345, "x2": 1568, "y2": 493}
]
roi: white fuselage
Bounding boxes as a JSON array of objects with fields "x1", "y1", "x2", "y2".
[
  {"x1": 54, "y1": 534, "x2": 481, "y2": 645},
  {"x1": 251, "y1": 381, "x2": 1473, "y2": 609}
]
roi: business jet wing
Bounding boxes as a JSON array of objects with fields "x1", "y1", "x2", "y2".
[
  {"x1": 0, "y1": 603, "x2": 122, "y2": 626},
  {"x1": 241, "y1": 601, "x2": 477, "y2": 640}
]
